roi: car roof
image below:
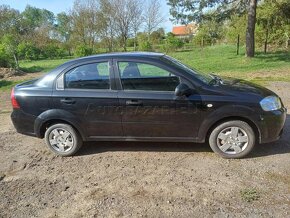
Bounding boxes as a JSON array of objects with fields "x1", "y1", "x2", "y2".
[
  {"x1": 38, "y1": 52, "x2": 167, "y2": 83},
  {"x1": 72, "y1": 51, "x2": 165, "y2": 62},
  {"x1": 60, "y1": 52, "x2": 166, "y2": 67}
]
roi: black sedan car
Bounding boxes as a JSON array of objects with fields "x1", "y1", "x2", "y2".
[{"x1": 11, "y1": 52, "x2": 286, "y2": 158}]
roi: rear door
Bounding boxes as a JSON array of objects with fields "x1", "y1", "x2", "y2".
[{"x1": 52, "y1": 59, "x2": 123, "y2": 138}]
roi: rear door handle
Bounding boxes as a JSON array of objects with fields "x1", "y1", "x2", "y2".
[
  {"x1": 60, "y1": 98, "x2": 76, "y2": 104},
  {"x1": 125, "y1": 100, "x2": 143, "y2": 106}
]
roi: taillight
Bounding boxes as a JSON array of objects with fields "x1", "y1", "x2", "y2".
[{"x1": 11, "y1": 88, "x2": 20, "y2": 109}]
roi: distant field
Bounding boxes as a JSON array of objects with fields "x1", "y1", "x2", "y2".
[
  {"x1": 1, "y1": 44, "x2": 289, "y2": 91},
  {"x1": 20, "y1": 58, "x2": 72, "y2": 73},
  {"x1": 170, "y1": 45, "x2": 290, "y2": 73},
  {"x1": 169, "y1": 45, "x2": 290, "y2": 83}
]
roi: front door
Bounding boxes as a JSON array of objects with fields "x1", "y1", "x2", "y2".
[{"x1": 115, "y1": 60, "x2": 200, "y2": 139}]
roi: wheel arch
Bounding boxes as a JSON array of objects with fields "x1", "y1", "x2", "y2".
[
  {"x1": 205, "y1": 116, "x2": 261, "y2": 144},
  {"x1": 39, "y1": 119, "x2": 84, "y2": 139},
  {"x1": 34, "y1": 109, "x2": 86, "y2": 140}
]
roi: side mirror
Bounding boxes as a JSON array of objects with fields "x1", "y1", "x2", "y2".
[{"x1": 175, "y1": 83, "x2": 193, "y2": 97}]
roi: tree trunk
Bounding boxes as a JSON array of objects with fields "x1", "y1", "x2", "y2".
[
  {"x1": 285, "y1": 33, "x2": 289, "y2": 49},
  {"x1": 134, "y1": 32, "x2": 137, "y2": 51},
  {"x1": 13, "y1": 53, "x2": 19, "y2": 69},
  {"x1": 264, "y1": 27, "x2": 269, "y2": 54},
  {"x1": 246, "y1": 0, "x2": 257, "y2": 57},
  {"x1": 123, "y1": 36, "x2": 127, "y2": 52},
  {"x1": 237, "y1": 34, "x2": 240, "y2": 55}
]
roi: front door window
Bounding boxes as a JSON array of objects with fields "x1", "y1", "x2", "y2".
[{"x1": 118, "y1": 62, "x2": 180, "y2": 91}]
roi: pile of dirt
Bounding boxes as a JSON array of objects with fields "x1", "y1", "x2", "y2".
[{"x1": 0, "y1": 68, "x2": 26, "y2": 79}]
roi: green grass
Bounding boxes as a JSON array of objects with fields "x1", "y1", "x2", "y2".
[
  {"x1": 0, "y1": 80, "x2": 25, "y2": 91},
  {"x1": 169, "y1": 45, "x2": 290, "y2": 73},
  {"x1": 19, "y1": 58, "x2": 72, "y2": 73},
  {"x1": 240, "y1": 188, "x2": 260, "y2": 203},
  {"x1": 169, "y1": 44, "x2": 290, "y2": 83}
]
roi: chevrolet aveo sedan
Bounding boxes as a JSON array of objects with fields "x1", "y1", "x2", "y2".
[{"x1": 11, "y1": 52, "x2": 286, "y2": 158}]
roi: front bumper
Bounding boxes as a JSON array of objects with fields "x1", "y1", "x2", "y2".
[
  {"x1": 11, "y1": 109, "x2": 37, "y2": 137},
  {"x1": 258, "y1": 107, "x2": 287, "y2": 144}
]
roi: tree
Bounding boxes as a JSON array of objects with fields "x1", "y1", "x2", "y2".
[
  {"x1": 99, "y1": 0, "x2": 117, "y2": 52},
  {"x1": 245, "y1": 0, "x2": 257, "y2": 57},
  {"x1": 193, "y1": 18, "x2": 225, "y2": 47},
  {"x1": 0, "y1": 43, "x2": 13, "y2": 68},
  {"x1": 22, "y1": 5, "x2": 54, "y2": 31},
  {"x1": 278, "y1": 0, "x2": 290, "y2": 48},
  {"x1": 108, "y1": 0, "x2": 142, "y2": 51},
  {"x1": 130, "y1": 0, "x2": 143, "y2": 51},
  {"x1": 70, "y1": 0, "x2": 101, "y2": 51},
  {"x1": 0, "y1": 5, "x2": 22, "y2": 37},
  {"x1": 256, "y1": 0, "x2": 290, "y2": 51},
  {"x1": 226, "y1": 14, "x2": 247, "y2": 45},
  {"x1": 2, "y1": 34, "x2": 20, "y2": 68},
  {"x1": 144, "y1": 0, "x2": 165, "y2": 39},
  {"x1": 150, "y1": 28, "x2": 165, "y2": 45},
  {"x1": 167, "y1": 0, "x2": 258, "y2": 57},
  {"x1": 55, "y1": 12, "x2": 73, "y2": 55}
]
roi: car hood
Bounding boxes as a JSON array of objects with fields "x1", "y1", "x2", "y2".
[{"x1": 217, "y1": 77, "x2": 276, "y2": 97}]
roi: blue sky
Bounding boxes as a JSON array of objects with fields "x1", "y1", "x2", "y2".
[{"x1": 0, "y1": 0, "x2": 173, "y2": 32}]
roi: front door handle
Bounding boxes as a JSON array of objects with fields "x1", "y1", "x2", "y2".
[
  {"x1": 60, "y1": 98, "x2": 76, "y2": 105},
  {"x1": 125, "y1": 100, "x2": 143, "y2": 106}
]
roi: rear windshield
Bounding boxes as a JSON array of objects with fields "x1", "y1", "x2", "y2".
[{"x1": 35, "y1": 73, "x2": 56, "y2": 87}]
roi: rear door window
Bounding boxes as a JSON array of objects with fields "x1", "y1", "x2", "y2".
[{"x1": 65, "y1": 62, "x2": 110, "y2": 89}]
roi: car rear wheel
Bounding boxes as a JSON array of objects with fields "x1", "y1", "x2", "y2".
[
  {"x1": 209, "y1": 120, "x2": 255, "y2": 159},
  {"x1": 44, "y1": 123, "x2": 82, "y2": 156}
]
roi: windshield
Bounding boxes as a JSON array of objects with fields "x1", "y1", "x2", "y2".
[{"x1": 161, "y1": 55, "x2": 213, "y2": 84}]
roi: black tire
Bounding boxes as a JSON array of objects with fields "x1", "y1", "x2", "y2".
[
  {"x1": 208, "y1": 120, "x2": 255, "y2": 159},
  {"x1": 44, "y1": 123, "x2": 83, "y2": 156}
]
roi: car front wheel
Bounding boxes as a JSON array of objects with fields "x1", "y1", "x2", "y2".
[
  {"x1": 209, "y1": 120, "x2": 255, "y2": 159},
  {"x1": 44, "y1": 123, "x2": 83, "y2": 156}
]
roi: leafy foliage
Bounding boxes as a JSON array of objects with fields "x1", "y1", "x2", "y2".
[
  {"x1": 162, "y1": 33, "x2": 184, "y2": 52},
  {"x1": 74, "y1": 45, "x2": 93, "y2": 57}
]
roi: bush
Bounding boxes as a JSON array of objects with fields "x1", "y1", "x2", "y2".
[
  {"x1": 43, "y1": 44, "x2": 59, "y2": 59},
  {"x1": 0, "y1": 43, "x2": 13, "y2": 68},
  {"x1": 162, "y1": 33, "x2": 184, "y2": 52},
  {"x1": 74, "y1": 45, "x2": 93, "y2": 57},
  {"x1": 18, "y1": 42, "x2": 41, "y2": 60},
  {"x1": 138, "y1": 41, "x2": 152, "y2": 51},
  {"x1": 56, "y1": 47, "x2": 67, "y2": 58},
  {"x1": 126, "y1": 38, "x2": 135, "y2": 47}
]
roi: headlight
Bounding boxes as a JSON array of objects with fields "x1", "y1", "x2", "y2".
[{"x1": 260, "y1": 96, "x2": 282, "y2": 111}]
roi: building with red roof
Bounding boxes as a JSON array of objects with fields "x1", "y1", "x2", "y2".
[{"x1": 172, "y1": 23, "x2": 198, "y2": 39}]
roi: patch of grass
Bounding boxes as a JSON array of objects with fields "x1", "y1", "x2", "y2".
[
  {"x1": 19, "y1": 58, "x2": 71, "y2": 73},
  {"x1": 169, "y1": 44, "x2": 290, "y2": 82},
  {"x1": 20, "y1": 65, "x2": 44, "y2": 73},
  {"x1": 0, "y1": 80, "x2": 25, "y2": 91},
  {"x1": 0, "y1": 110, "x2": 11, "y2": 114},
  {"x1": 169, "y1": 45, "x2": 290, "y2": 73},
  {"x1": 0, "y1": 80, "x2": 13, "y2": 87},
  {"x1": 240, "y1": 188, "x2": 260, "y2": 202}
]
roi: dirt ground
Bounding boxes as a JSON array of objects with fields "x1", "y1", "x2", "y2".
[{"x1": 0, "y1": 75, "x2": 290, "y2": 217}]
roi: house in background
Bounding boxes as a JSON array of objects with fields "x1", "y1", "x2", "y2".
[{"x1": 172, "y1": 23, "x2": 198, "y2": 40}]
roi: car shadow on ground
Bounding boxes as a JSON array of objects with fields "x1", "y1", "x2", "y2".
[{"x1": 77, "y1": 114, "x2": 290, "y2": 159}]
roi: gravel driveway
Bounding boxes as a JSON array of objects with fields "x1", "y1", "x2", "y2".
[{"x1": 0, "y1": 81, "x2": 289, "y2": 217}]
